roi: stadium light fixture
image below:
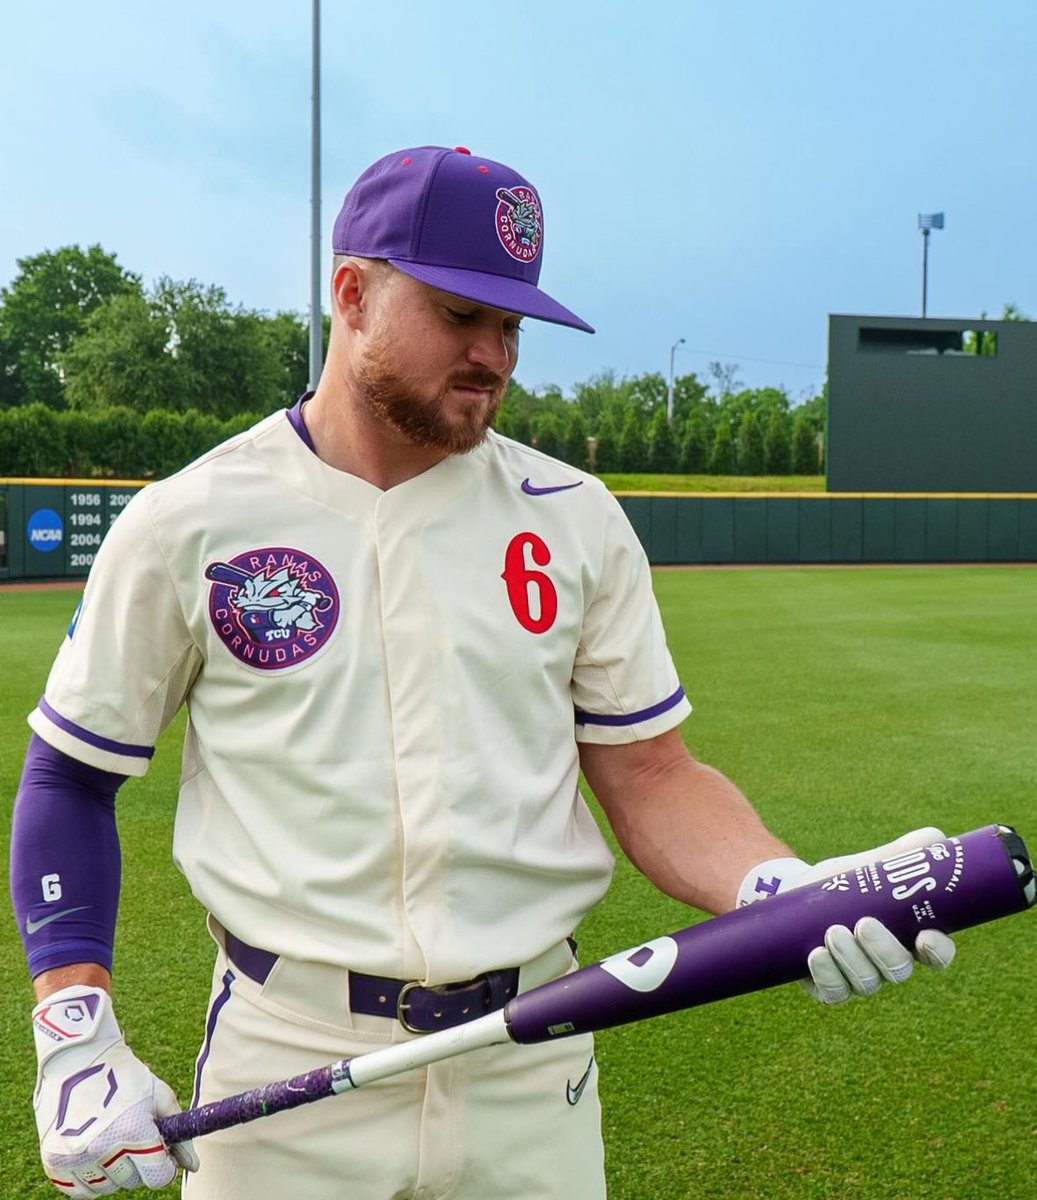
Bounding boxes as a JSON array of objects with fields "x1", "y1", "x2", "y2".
[
  {"x1": 667, "y1": 337, "x2": 685, "y2": 423},
  {"x1": 918, "y1": 212, "x2": 944, "y2": 318}
]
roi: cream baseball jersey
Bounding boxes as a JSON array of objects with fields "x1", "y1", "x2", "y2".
[{"x1": 29, "y1": 408, "x2": 691, "y2": 983}]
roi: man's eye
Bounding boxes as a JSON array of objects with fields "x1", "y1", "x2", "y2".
[
  {"x1": 505, "y1": 321, "x2": 523, "y2": 337},
  {"x1": 446, "y1": 308, "x2": 474, "y2": 323}
]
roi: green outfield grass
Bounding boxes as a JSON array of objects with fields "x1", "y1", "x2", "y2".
[{"x1": 2, "y1": 570, "x2": 1035, "y2": 1199}]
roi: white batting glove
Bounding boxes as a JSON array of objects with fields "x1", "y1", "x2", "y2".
[
  {"x1": 32, "y1": 986, "x2": 198, "y2": 1196},
  {"x1": 737, "y1": 827, "x2": 957, "y2": 1005}
]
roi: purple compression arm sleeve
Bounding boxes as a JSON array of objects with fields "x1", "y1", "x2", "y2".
[{"x1": 10, "y1": 734, "x2": 126, "y2": 977}]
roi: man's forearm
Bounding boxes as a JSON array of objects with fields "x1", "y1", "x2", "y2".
[{"x1": 581, "y1": 729, "x2": 797, "y2": 915}]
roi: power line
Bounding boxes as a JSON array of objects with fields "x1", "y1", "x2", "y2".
[{"x1": 676, "y1": 346, "x2": 824, "y2": 371}]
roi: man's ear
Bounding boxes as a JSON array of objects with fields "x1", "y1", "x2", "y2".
[{"x1": 332, "y1": 260, "x2": 371, "y2": 330}]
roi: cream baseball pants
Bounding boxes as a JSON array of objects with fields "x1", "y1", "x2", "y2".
[{"x1": 181, "y1": 927, "x2": 606, "y2": 1200}]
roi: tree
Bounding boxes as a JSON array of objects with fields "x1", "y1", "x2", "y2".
[
  {"x1": 62, "y1": 278, "x2": 292, "y2": 417},
  {"x1": 670, "y1": 372, "x2": 710, "y2": 428},
  {"x1": 531, "y1": 411, "x2": 564, "y2": 459},
  {"x1": 63, "y1": 291, "x2": 181, "y2": 412},
  {"x1": 0, "y1": 245, "x2": 141, "y2": 408},
  {"x1": 680, "y1": 412, "x2": 710, "y2": 474},
  {"x1": 495, "y1": 379, "x2": 535, "y2": 444},
  {"x1": 151, "y1": 278, "x2": 285, "y2": 418},
  {"x1": 593, "y1": 408, "x2": 620, "y2": 473},
  {"x1": 624, "y1": 372, "x2": 667, "y2": 418},
  {"x1": 561, "y1": 408, "x2": 589, "y2": 470},
  {"x1": 573, "y1": 370, "x2": 621, "y2": 428},
  {"x1": 792, "y1": 411, "x2": 820, "y2": 474},
  {"x1": 263, "y1": 310, "x2": 314, "y2": 400},
  {"x1": 709, "y1": 421, "x2": 736, "y2": 474},
  {"x1": 646, "y1": 407, "x2": 679, "y2": 473},
  {"x1": 617, "y1": 407, "x2": 649, "y2": 472},
  {"x1": 737, "y1": 410, "x2": 765, "y2": 474},
  {"x1": 763, "y1": 408, "x2": 792, "y2": 474},
  {"x1": 0, "y1": 326, "x2": 24, "y2": 408},
  {"x1": 707, "y1": 360, "x2": 742, "y2": 400}
]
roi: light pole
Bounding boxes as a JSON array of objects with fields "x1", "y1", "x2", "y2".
[
  {"x1": 918, "y1": 212, "x2": 944, "y2": 318},
  {"x1": 308, "y1": 0, "x2": 323, "y2": 390},
  {"x1": 667, "y1": 336, "x2": 685, "y2": 423}
]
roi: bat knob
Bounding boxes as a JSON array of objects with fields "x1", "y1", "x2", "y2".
[{"x1": 999, "y1": 826, "x2": 1037, "y2": 908}]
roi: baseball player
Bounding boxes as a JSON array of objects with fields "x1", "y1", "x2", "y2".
[{"x1": 11, "y1": 145, "x2": 956, "y2": 1199}]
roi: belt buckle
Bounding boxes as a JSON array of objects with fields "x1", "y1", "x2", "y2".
[{"x1": 396, "y1": 980, "x2": 429, "y2": 1034}]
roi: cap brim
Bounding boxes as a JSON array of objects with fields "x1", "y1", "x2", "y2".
[{"x1": 388, "y1": 260, "x2": 594, "y2": 334}]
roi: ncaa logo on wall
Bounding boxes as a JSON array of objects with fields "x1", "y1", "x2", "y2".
[{"x1": 27, "y1": 508, "x2": 64, "y2": 553}]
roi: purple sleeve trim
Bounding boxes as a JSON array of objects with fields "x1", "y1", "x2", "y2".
[
  {"x1": 287, "y1": 393, "x2": 316, "y2": 452},
  {"x1": 10, "y1": 736, "x2": 124, "y2": 976},
  {"x1": 26, "y1": 938, "x2": 120, "y2": 979},
  {"x1": 38, "y1": 697, "x2": 153, "y2": 760},
  {"x1": 575, "y1": 685, "x2": 687, "y2": 728}
]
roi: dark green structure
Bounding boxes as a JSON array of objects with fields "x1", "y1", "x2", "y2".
[
  {"x1": 0, "y1": 480, "x2": 145, "y2": 583},
  {"x1": 827, "y1": 315, "x2": 1037, "y2": 492},
  {"x1": 616, "y1": 494, "x2": 1037, "y2": 565}
]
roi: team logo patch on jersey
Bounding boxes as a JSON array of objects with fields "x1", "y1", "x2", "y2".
[
  {"x1": 495, "y1": 185, "x2": 542, "y2": 263},
  {"x1": 205, "y1": 548, "x2": 339, "y2": 670}
]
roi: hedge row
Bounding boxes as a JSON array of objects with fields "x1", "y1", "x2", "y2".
[{"x1": 0, "y1": 404, "x2": 266, "y2": 479}]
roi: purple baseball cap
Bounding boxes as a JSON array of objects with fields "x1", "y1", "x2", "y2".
[{"x1": 332, "y1": 145, "x2": 594, "y2": 334}]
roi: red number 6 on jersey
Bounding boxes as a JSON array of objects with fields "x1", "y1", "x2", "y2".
[{"x1": 501, "y1": 532, "x2": 559, "y2": 634}]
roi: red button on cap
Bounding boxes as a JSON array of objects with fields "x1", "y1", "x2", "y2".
[{"x1": 454, "y1": 146, "x2": 471, "y2": 155}]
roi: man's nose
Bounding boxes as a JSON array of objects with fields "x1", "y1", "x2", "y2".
[{"x1": 466, "y1": 324, "x2": 514, "y2": 374}]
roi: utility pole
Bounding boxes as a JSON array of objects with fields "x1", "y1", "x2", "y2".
[
  {"x1": 667, "y1": 336, "x2": 685, "y2": 423},
  {"x1": 308, "y1": 0, "x2": 323, "y2": 389}
]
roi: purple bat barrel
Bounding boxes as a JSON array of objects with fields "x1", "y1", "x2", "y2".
[{"x1": 504, "y1": 824, "x2": 1035, "y2": 1043}]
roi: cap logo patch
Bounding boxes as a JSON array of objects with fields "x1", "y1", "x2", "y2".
[
  {"x1": 495, "y1": 185, "x2": 542, "y2": 263},
  {"x1": 205, "y1": 547, "x2": 339, "y2": 670}
]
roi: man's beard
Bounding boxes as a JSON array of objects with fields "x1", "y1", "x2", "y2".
[{"x1": 356, "y1": 337, "x2": 505, "y2": 455}]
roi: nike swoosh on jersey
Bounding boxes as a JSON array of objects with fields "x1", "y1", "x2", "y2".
[
  {"x1": 566, "y1": 1056, "x2": 595, "y2": 1106},
  {"x1": 25, "y1": 906, "x2": 91, "y2": 935},
  {"x1": 521, "y1": 478, "x2": 584, "y2": 496}
]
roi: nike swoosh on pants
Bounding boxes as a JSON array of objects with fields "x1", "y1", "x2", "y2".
[{"x1": 566, "y1": 1056, "x2": 595, "y2": 1106}]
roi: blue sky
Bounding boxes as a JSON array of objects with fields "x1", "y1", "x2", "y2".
[{"x1": 2, "y1": 1, "x2": 1034, "y2": 403}]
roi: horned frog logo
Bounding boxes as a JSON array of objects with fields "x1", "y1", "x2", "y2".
[
  {"x1": 205, "y1": 547, "x2": 340, "y2": 670},
  {"x1": 495, "y1": 185, "x2": 542, "y2": 263}
]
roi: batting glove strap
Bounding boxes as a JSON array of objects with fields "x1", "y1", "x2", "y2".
[
  {"x1": 32, "y1": 987, "x2": 198, "y2": 1196},
  {"x1": 735, "y1": 857, "x2": 810, "y2": 908}
]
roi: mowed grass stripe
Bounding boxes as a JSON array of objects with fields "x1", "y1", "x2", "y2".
[{"x1": 2, "y1": 570, "x2": 1035, "y2": 1198}]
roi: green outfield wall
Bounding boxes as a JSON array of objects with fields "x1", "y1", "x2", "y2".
[
  {"x1": 616, "y1": 493, "x2": 1037, "y2": 565},
  {"x1": 0, "y1": 479, "x2": 147, "y2": 582},
  {"x1": 1, "y1": 482, "x2": 1035, "y2": 582}
]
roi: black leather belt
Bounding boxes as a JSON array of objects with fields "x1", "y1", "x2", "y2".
[{"x1": 223, "y1": 930, "x2": 520, "y2": 1034}]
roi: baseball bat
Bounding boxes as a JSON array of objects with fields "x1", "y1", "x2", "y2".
[
  {"x1": 157, "y1": 824, "x2": 1034, "y2": 1146},
  {"x1": 204, "y1": 562, "x2": 255, "y2": 587},
  {"x1": 496, "y1": 187, "x2": 526, "y2": 209}
]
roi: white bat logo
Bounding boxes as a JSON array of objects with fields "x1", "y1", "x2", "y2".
[{"x1": 599, "y1": 936, "x2": 679, "y2": 993}]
